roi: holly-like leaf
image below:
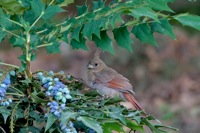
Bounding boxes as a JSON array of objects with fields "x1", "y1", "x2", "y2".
[
  {"x1": 113, "y1": 27, "x2": 133, "y2": 52},
  {"x1": 45, "y1": 113, "x2": 58, "y2": 132},
  {"x1": 151, "y1": 19, "x2": 176, "y2": 39},
  {"x1": 0, "y1": 0, "x2": 26, "y2": 15},
  {"x1": 71, "y1": 26, "x2": 82, "y2": 42},
  {"x1": 42, "y1": 5, "x2": 65, "y2": 20},
  {"x1": 30, "y1": 0, "x2": 45, "y2": 18},
  {"x1": 102, "y1": 122, "x2": 125, "y2": 133},
  {"x1": 144, "y1": 0, "x2": 174, "y2": 13},
  {"x1": 0, "y1": 9, "x2": 12, "y2": 28},
  {"x1": 0, "y1": 106, "x2": 11, "y2": 124},
  {"x1": 126, "y1": 119, "x2": 144, "y2": 133},
  {"x1": 71, "y1": 35, "x2": 88, "y2": 50},
  {"x1": 77, "y1": 4, "x2": 88, "y2": 16},
  {"x1": 92, "y1": 31, "x2": 115, "y2": 55},
  {"x1": 82, "y1": 20, "x2": 101, "y2": 39},
  {"x1": 46, "y1": 42, "x2": 61, "y2": 54},
  {"x1": 78, "y1": 116, "x2": 103, "y2": 133},
  {"x1": 132, "y1": 23, "x2": 157, "y2": 46},
  {"x1": 131, "y1": 7, "x2": 159, "y2": 21},
  {"x1": 0, "y1": 30, "x2": 6, "y2": 42},
  {"x1": 92, "y1": 0, "x2": 104, "y2": 10},
  {"x1": 9, "y1": 37, "x2": 26, "y2": 48},
  {"x1": 59, "y1": 0, "x2": 74, "y2": 7},
  {"x1": 109, "y1": 14, "x2": 124, "y2": 28},
  {"x1": 60, "y1": 112, "x2": 77, "y2": 125},
  {"x1": 174, "y1": 13, "x2": 200, "y2": 31}
]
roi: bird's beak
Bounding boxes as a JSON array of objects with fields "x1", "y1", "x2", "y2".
[{"x1": 87, "y1": 64, "x2": 94, "y2": 69}]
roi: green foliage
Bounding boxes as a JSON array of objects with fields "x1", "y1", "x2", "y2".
[{"x1": 0, "y1": 0, "x2": 200, "y2": 132}]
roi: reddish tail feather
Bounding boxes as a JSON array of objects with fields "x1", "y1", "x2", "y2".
[{"x1": 123, "y1": 93, "x2": 143, "y2": 110}]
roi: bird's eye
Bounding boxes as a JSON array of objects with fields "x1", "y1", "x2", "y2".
[{"x1": 94, "y1": 63, "x2": 98, "y2": 66}]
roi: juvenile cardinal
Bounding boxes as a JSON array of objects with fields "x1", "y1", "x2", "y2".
[{"x1": 83, "y1": 50, "x2": 143, "y2": 110}]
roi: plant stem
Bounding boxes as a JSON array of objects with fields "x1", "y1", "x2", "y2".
[
  {"x1": 10, "y1": 86, "x2": 24, "y2": 95},
  {"x1": 37, "y1": 43, "x2": 53, "y2": 48},
  {"x1": 0, "y1": 62, "x2": 19, "y2": 68},
  {"x1": 6, "y1": 93, "x2": 25, "y2": 97},
  {"x1": 25, "y1": 32, "x2": 32, "y2": 79},
  {"x1": 7, "y1": 19, "x2": 23, "y2": 27},
  {"x1": 0, "y1": 27, "x2": 21, "y2": 38},
  {"x1": 30, "y1": 12, "x2": 44, "y2": 29}
]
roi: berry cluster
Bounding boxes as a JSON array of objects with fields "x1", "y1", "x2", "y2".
[
  {"x1": 0, "y1": 71, "x2": 15, "y2": 106},
  {"x1": 60, "y1": 121, "x2": 77, "y2": 133},
  {"x1": 37, "y1": 71, "x2": 72, "y2": 103},
  {"x1": 47, "y1": 101, "x2": 65, "y2": 118}
]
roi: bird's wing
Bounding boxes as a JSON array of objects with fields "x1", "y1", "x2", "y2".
[{"x1": 94, "y1": 69, "x2": 135, "y2": 94}]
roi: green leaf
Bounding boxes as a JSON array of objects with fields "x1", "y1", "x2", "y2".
[
  {"x1": 151, "y1": 19, "x2": 176, "y2": 39},
  {"x1": 59, "y1": 0, "x2": 74, "y2": 7},
  {"x1": 9, "y1": 37, "x2": 26, "y2": 48},
  {"x1": 109, "y1": 14, "x2": 124, "y2": 28},
  {"x1": 0, "y1": 106, "x2": 11, "y2": 124},
  {"x1": 108, "y1": 106, "x2": 126, "y2": 125},
  {"x1": 0, "y1": 30, "x2": 6, "y2": 42},
  {"x1": 82, "y1": 20, "x2": 101, "y2": 39},
  {"x1": 77, "y1": 4, "x2": 88, "y2": 16},
  {"x1": 102, "y1": 122, "x2": 125, "y2": 133},
  {"x1": 113, "y1": 27, "x2": 133, "y2": 52},
  {"x1": 174, "y1": 13, "x2": 200, "y2": 31},
  {"x1": 71, "y1": 36, "x2": 88, "y2": 50},
  {"x1": 0, "y1": 9, "x2": 12, "y2": 28},
  {"x1": 30, "y1": 92, "x2": 49, "y2": 104},
  {"x1": 144, "y1": 0, "x2": 174, "y2": 12},
  {"x1": 60, "y1": 112, "x2": 77, "y2": 125},
  {"x1": 71, "y1": 26, "x2": 82, "y2": 42},
  {"x1": 92, "y1": 31, "x2": 115, "y2": 55},
  {"x1": 45, "y1": 113, "x2": 58, "y2": 132},
  {"x1": 46, "y1": 42, "x2": 61, "y2": 54},
  {"x1": 92, "y1": 0, "x2": 104, "y2": 10},
  {"x1": 78, "y1": 116, "x2": 103, "y2": 133},
  {"x1": 20, "y1": 126, "x2": 41, "y2": 133},
  {"x1": 131, "y1": 7, "x2": 158, "y2": 21},
  {"x1": 126, "y1": 119, "x2": 144, "y2": 133},
  {"x1": 132, "y1": 23, "x2": 157, "y2": 46},
  {"x1": 42, "y1": 5, "x2": 65, "y2": 20},
  {"x1": 30, "y1": 0, "x2": 45, "y2": 18},
  {"x1": 0, "y1": 0, "x2": 25, "y2": 15}
]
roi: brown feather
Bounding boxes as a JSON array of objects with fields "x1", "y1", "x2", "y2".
[{"x1": 123, "y1": 93, "x2": 143, "y2": 110}]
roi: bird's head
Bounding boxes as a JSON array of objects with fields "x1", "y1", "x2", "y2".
[{"x1": 87, "y1": 49, "x2": 106, "y2": 72}]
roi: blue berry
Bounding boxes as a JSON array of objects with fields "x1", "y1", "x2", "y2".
[
  {"x1": 49, "y1": 71, "x2": 54, "y2": 76},
  {"x1": 9, "y1": 71, "x2": 15, "y2": 76}
]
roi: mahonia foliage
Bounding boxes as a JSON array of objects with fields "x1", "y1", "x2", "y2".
[{"x1": 0, "y1": 0, "x2": 200, "y2": 133}]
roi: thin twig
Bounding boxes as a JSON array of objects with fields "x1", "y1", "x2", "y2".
[{"x1": 0, "y1": 62, "x2": 19, "y2": 69}]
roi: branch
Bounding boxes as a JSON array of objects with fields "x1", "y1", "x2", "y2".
[
  {"x1": 0, "y1": 62, "x2": 19, "y2": 69},
  {"x1": 0, "y1": 27, "x2": 21, "y2": 38},
  {"x1": 37, "y1": 43, "x2": 53, "y2": 48}
]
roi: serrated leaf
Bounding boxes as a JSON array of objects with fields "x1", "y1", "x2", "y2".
[
  {"x1": 0, "y1": 0, "x2": 25, "y2": 15},
  {"x1": 9, "y1": 37, "x2": 26, "y2": 48},
  {"x1": 72, "y1": 26, "x2": 82, "y2": 42},
  {"x1": 0, "y1": 30, "x2": 6, "y2": 42},
  {"x1": 30, "y1": 0, "x2": 45, "y2": 18},
  {"x1": 82, "y1": 20, "x2": 101, "y2": 39},
  {"x1": 102, "y1": 122, "x2": 126, "y2": 133},
  {"x1": 126, "y1": 119, "x2": 144, "y2": 133},
  {"x1": 132, "y1": 23, "x2": 157, "y2": 46},
  {"x1": 109, "y1": 14, "x2": 124, "y2": 28},
  {"x1": 144, "y1": 0, "x2": 174, "y2": 12},
  {"x1": 30, "y1": 92, "x2": 49, "y2": 104},
  {"x1": 77, "y1": 4, "x2": 88, "y2": 16},
  {"x1": 92, "y1": 0, "x2": 104, "y2": 10},
  {"x1": 174, "y1": 13, "x2": 200, "y2": 31},
  {"x1": 113, "y1": 27, "x2": 133, "y2": 52},
  {"x1": 92, "y1": 31, "x2": 115, "y2": 55},
  {"x1": 59, "y1": 0, "x2": 74, "y2": 7},
  {"x1": 78, "y1": 116, "x2": 103, "y2": 133},
  {"x1": 60, "y1": 112, "x2": 77, "y2": 125},
  {"x1": 131, "y1": 7, "x2": 158, "y2": 21},
  {"x1": 0, "y1": 106, "x2": 11, "y2": 124},
  {"x1": 42, "y1": 5, "x2": 65, "y2": 20},
  {"x1": 46, "y1": 42, "x2": 61, "y2": 54},
  {"x1": 0, "y1": 9, "x2": 12, "y2": 28},
  {"x1": 71, "y1": 36, "x2": 88, "y2": 50},
  {"x1": 45, "y1": 113, "x2": 58, "y2": 132},
  {"x1": 151, "y1": 19, "x2": 176, "y2": 39}
]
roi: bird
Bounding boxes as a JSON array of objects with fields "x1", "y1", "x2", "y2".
[{"x1": 82, "y1": 49, "x2": 143, "y2": 110}]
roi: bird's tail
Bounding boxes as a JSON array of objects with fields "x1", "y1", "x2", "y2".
[{"x1": 123, "y1": 92, "x2": 143, "y2": 110}]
